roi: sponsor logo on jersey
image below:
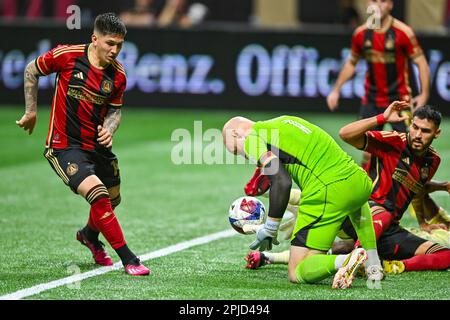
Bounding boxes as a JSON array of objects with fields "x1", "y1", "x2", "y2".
[
  {"x1": 67, "y1": 86, "x2": 108, "y2": 105},
  {"x1": 392, "y1": 168, "x2": 423, "y2": 194}
]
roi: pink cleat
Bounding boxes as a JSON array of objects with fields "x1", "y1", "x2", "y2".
[
  {"x1": 245, "y1": 251, "x2": 271, "y2": 269},
  {"x1": 76, "y1": 230, "x2": 113, "y2": 266},
  {"x1": 124, "y1": 258, "x2": 151, "y2": 276}
]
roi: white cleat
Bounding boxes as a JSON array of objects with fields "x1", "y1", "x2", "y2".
[{"x1": 332, "y1": 248, "x2": 368, "y2": 289}]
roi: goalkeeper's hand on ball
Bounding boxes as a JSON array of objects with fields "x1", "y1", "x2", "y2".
[{"x1": 249, "y1": 217, "x2": 280, "y2": 251}]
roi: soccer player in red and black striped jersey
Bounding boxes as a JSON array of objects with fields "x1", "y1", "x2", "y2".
[
  {"x1": 327, "y1": 0, "x2": 431, "y2": 176},
  {"x1": 339, "y1": 101, "x2": 450, "y2": 273},
  {"x1": 327, "y1": 0, "x2": 430, "y2": 126},
  {"x1": 16, "y1": 13, "x2": 150, "y2": 276},
  {"x1": 326, "y1": 0, "x2": 448, "y2": 229}
]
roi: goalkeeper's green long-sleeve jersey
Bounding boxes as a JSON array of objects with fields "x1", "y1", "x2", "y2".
[{"x1": 244, "y1": 115, "x2": 361, "y2": 192}]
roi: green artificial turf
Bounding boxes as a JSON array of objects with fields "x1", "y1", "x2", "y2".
[{"x1": 0, "y1": 106, "x2": 448, "y2": 300}]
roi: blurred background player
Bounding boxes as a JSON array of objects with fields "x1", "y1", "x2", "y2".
[
  {"x1": 222, "y1": 115, "x2": 383, "y2": 289},
  {"x1": 157, "y1": 0, "x2": 209, "y2": 28},
  {"x1": 327, "y1": 0, "x2": 430, "y2": 167},
  {"x1": 16, "y1": 12, "x2": 150, "y2": 276},
  {"x1": 119, "y1": 0, "x2": 158, "y2": 27}
]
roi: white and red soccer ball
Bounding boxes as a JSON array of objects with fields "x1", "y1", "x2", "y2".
[{"x1": 228, "y1": 196, "x2": 266, "y2": 234}]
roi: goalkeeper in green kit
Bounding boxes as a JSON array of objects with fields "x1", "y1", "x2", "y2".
[{"x1": 222, "y1": 115, "x2": 384, "y2": 289}]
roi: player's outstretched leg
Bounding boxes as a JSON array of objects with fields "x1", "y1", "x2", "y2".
[
  {"x1": 244, "y1": 250, "x2": 290, "y2": 269},
  {"x1": 385, "y1": 244, "x2": 450, "y2": 273},
  {"x1": 79, "y1": 176, "x2": 150, "y2": 276},
  {"x1": 77, "y1": 186, "x2": 123, "y2": 266}
]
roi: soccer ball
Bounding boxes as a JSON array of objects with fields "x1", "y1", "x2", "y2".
[{"x1": 228, "y1": 196, "x2": 266, "y2": 234}]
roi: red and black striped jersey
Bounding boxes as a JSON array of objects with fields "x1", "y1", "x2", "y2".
[
  {"x1": 351, "y1": 18, "x2": 423, "y2": 108},
  {"x1": 363, "y1": 130, "x2": 440, "y2": 221},
  {"x1": 35, "y1": 44, "x2": 126, "y2": 151}
]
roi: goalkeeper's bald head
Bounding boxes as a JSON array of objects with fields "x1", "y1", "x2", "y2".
[{"x1": 222, "y1": 116, "x2": 254, "y2": 156}]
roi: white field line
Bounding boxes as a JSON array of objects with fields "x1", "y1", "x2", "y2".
[{"x1": 0, "y1": 229, "x2": 236, "y2": 300}]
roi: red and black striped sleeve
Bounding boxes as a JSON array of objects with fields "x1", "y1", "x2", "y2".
[
  {"x1": 35, "y1": 44, "x2": 85, "y2": 76},
  {"x1": 363, "y1": 130, "x2": 407, "y2": 158},
  {"x1": 396, "y1": 22, "x2": 423, "y2": 60},
  {"x1": 109, "y1": 77, "x2": 126, "y2": 108},
  {"x1": 350, "y1": 25, "x2": 366, "y2": 65}
]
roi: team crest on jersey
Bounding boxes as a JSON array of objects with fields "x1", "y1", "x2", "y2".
[
  {"x1": 364, "y1": 39, "x2": 372, "y2": 48},
  {"x1": 420, "y1": 167, "x2": 429, "y2": 180},
  {"x1": 385, "y1": 38, "x2": 395, "y2": 50},
  {"x1": 101, "y1": 80, "x2": 113, "y2": 94},
  {"x1": 66, "y1": 163, "x2": 79, "y2": 176}
]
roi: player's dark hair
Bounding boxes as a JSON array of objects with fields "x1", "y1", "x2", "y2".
[
  {"x1": 94, "y1": 13, "x2": 127, "y2": 37},
  {"x1": 413, "y1": 105, "x2": 442, "y2": 127}
]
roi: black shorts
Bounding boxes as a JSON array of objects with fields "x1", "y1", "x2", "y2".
[
  {"x1": 376, "y1": 224, "x2": 428, "y2": 260},
  {"x1": 44, "y1": 147, "x2": 121, "y2": 193},
  {"x1": 341, "y1": 218, "x2": 428, "y2": 260},
  {"x1": 359, "y1": 103, "x2": 408, "y2": 132}
]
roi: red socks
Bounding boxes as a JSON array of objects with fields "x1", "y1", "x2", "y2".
[
  {"x1": 90, "y1": 197, "x2": 126, "y2": 250},
  {"x1": 403, "y1": 249, "x2": 450, "y2": 271}
]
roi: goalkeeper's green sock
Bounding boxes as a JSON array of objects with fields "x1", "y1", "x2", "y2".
[
  {"x1": 295, "y1": 254, "x2": 338, "y2": 284},
  {"x1": 350, "y1": 203, "x2": 377, "y2": 251}
]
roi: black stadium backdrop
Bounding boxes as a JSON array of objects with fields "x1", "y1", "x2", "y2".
[{"x1": 0, "y1": 24, "x2": 449, "y2": 114}]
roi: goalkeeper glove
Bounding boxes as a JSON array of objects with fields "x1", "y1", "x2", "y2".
[{"x1": 249, "y1": 217, "x2": 280, "y2": 251}]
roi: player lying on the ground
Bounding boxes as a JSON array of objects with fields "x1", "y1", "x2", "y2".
[
  {"x1": 244, "y1": 102, "x2": 450, "y2": 274},
  {"x1": 246, "y1": 168, "x2": 450, "y2": 234},
  {"x1": 243, "y1": 189, "x2": 450, "y2": 274},
  {"x1": 16, "y1": 13, "x2": 149, "y2": 276},
  {"x1": 222, "y1": 115, "x2": 383, "y2": 289},
  {"x1": 340, "y1": 102, "x2": 450, "y2": 273}
]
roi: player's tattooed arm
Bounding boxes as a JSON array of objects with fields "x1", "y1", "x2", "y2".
[
  {"x1": 98, "y1": 107, "x2": 121, "y2": 148},
  {"x1": 16, "y1": 60, "x2": 41, "y2": 134},
  {"x1": 24, "y1": 61, "x2": 40, "y2": 114},
  {"x1": 103, "y1": 107, "x2": 122, "y2": 135}
]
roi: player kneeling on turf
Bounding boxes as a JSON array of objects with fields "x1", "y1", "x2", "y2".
[{"x1": 223, "y1": 115, "x2": 384, "y2": 289}]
